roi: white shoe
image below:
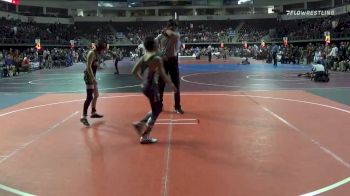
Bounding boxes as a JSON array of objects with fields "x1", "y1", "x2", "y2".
[{"x1": 140, "y1": 137, "x2": 158, "y2": 144}]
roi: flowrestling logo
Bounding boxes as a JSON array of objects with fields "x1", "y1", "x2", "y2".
[{"x1": 286, "y1": 10, "x2": 335, "y2": 16}]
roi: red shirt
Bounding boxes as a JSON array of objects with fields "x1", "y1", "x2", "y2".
[{"x1": 22, "y1": 57, "x2": 29, "y2": 65}]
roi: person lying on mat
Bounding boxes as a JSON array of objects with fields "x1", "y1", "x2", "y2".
[{"x1": 298, "y1": 62, "x2": 329, "y2": 82}]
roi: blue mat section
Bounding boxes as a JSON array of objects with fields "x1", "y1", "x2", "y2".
[
  {"x1": 307, "y1": 88, "x2": 350, "y2": 107},
  {"x1": 0, "y1": 93, "x2": 41, "y2": 109},
  {"x1": 180, "y1": 63, "x2": 311, "y2": 73}
]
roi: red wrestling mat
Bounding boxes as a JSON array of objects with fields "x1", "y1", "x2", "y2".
[{"x1": 0, "y1": 91, "x2": 350, "y2": 195}]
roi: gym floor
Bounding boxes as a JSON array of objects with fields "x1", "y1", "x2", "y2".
[{"x1": 1, "y1": 57, "x2": 350, "y2": 196}]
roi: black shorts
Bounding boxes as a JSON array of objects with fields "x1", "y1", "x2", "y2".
[{"x1": 314, "y1": 71, "x2": 329, "y2": 82}]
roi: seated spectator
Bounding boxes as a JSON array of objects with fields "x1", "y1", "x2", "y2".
[
  {"x1": 331, "y1": 56, "x2": 341, "y2": 71},
  {"x1": 339, "y1": 59, "x2": 349, "y2": 72},
  {"x1": 21, "y1": 56, "x2": 31, "y2": 72},
  {"x1": 3, "y1": 54, "x2": 13, "y2": 77}
]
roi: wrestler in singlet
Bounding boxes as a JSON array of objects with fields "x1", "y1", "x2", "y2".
[
  {"x1": 131, "y1": 36, "x2": 177, "y2": 144},
  {"x1": 81, "y1": 41, "x2": 107, "y2": 127},
  {"x1": 84, "y1": 50, "x2": 98, "y2": 88},
  {"x1": 141, "y1": 54, "x2": 160, "y2": 99}
]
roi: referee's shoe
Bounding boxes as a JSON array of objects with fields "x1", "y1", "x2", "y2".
[{"x1": 174, "y1": 108, "x2": 184, "y2": 114}]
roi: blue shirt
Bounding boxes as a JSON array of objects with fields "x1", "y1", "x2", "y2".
[{"x1": 272, "y1": 45, "x2": 278, "y2": 53}]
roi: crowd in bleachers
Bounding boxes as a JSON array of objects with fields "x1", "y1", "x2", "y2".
[
  {"x1": 241, "y1": 41, "x2": 350, "y2": 72},
  {"x1": 238, "y1": 14, "x2": 350, "y2": 43},
  {"x1": 272, "y1": 17, "x2": 337, "y2": 41},
  {"x1": 0, "y1": 17, "x2": 76, "y2": 44},
  {"x1": 305, "y1": 42, "x2": 350, "y2": 72},
  {"x1": 238, "y1": 19, "x2": 277, "y2": 42},
  {"x1": 119, "y1": 15, "x2": 350, "y2": 44},
  {"x1": 89, "y1": 14, "x2": 349, "y2": 45},
  {"x1": 0, "y1": 45, "x2": 129, "y2": 77},
  {"x1": 0, "y1": 47, "x2": 84, "y2": 77},
  {"x1": 0, "y1": 17, "x2": 116, "y2": 45},
  {"x1": 75, "y1": 22, "x2": 116, "y2": 44},
  {"x1": 177, "y1": 40, "x2": 350, "y2": 73},
  {"x1": 179, "y1": 21, "x2": 235, "y2": 43},
  {"x1": 1, "y1": 48, "x2": 35, "y2": 77},
  {"x1": 2, "y1": 13, "x2": 350, "y2": 77},
  {"x1": 116, "y1": 20, "x2": 237, "y2": 44},
  {"x1": 2, "y1": 14, "x2": 350, "y2": 46},
  {"x1": 0, "y1": 17, "x2": 238, "y2": 46},
  {"x1": 40, "y1": 48, "x2": 84, "y2": 69},
  {"x1": 274, "y1": 18, "x2": 332, "y2": 41}
]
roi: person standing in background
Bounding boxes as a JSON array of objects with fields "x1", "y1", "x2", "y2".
[
  {"x1": 208, "y1": 44, "x2": 212, "y2": 62},
  {"x1": 272, "y1": 44, "x2": 278, "y2": 67}
]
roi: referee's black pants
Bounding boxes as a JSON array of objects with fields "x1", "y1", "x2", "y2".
[
  {"x1": 159, "y1": 56, "x2": 181, "y2": 110},
  {"x1": 114, "y1": 59, "x2": 119, "y2": 74},
  {"x1": 273, "y1": 52, "x2": 277, "y2": 66}
]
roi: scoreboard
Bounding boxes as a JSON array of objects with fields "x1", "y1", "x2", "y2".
[{"x1": 1, "y1": 0, "x2": 19, "y2": 5}]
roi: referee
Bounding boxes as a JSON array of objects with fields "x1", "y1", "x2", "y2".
[
  {"x1": 156, "y1": 19, "x2": 184, "y2": 114},
  {"x1": 272, "y1": 44, "x2": 278, "y2": 67}
]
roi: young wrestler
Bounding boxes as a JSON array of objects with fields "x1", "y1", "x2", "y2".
[
  {"x1": 80, "y1": 40, "x2": 107, "y2": 126},
  {"x1": 131, "y1": 36, "x2": 177, "y2": 144}
]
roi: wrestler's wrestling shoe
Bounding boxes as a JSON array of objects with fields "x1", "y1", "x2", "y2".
[
  {"x1": 90, "y1": 113, "x2": 104, "y2": 118},
  {"x1": 140, "y1": 136, "x2": 158, "y2": 144},
  {"x1": 80, "y1": 117, "x2": 90, "y2": 127}
]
